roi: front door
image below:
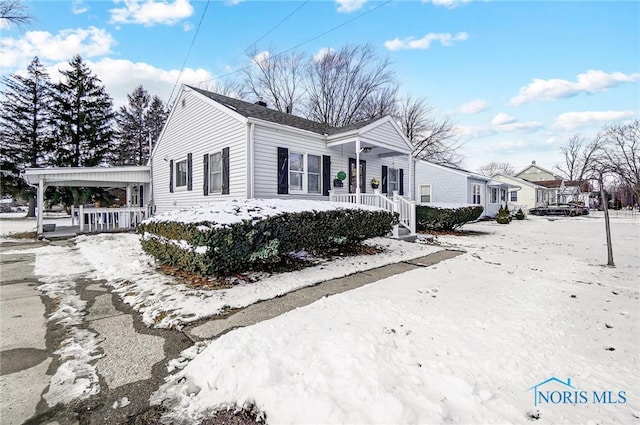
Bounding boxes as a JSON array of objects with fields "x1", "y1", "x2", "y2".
[{"x1": 349, "y1": 158, "x2": 366, "y2": 193}]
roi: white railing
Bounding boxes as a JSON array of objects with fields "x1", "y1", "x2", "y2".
[
  {"x1": 72, "y1": 206, "x2": 146, "y2": 232},
  {"x1": 393, "y1": 191, "x2": 416, "y2": 236},
  {"x1": 329, "y1": 189, "x2": 416, "y2": 236}
]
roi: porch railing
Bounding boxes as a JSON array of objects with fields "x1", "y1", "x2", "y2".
[
  {"x1": 329, "y1": 190, "x2": 416, "y2": 235},
  {"x1": 71, "y1": 206, "x2": 147, "y2": 232}
]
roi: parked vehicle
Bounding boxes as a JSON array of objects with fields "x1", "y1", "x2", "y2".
[{"x1": 529, "y1": 203, "x2": 589, "y2": 216}]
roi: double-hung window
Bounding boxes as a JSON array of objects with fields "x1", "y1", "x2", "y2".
[
  {"x1": 209, "y1": 152, "x2": 222, "y2": 193},
  {"x1": 289, "y1": 152, "x2": 304, "y2": 191},
  {"x1": 307, "y1": 154, "x2": 321, "y2": 194},
  {"x1": 420, "y1": 185, "x2": 432, "y2": 203},
  {"x1": 388, "y1": 168, "x2": 399, "y2": 193},
  {"x1": 289, "y1": 152, "x2": 321, "y2": 193},
  {"x1": 472, "y1": 184, "x2": 481, "y2": 204},
  {"x1": 490, "y1": 187, "x2": 498, "y2": 203},
  {"x1": 510, "y1": 190, "x2": 517, "y2": 202},
  {"x1": 175, "y1": 159, "x2": 188, "y2": 188}
]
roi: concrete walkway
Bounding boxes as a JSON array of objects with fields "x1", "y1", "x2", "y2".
[{"x1": 0, "y1": 239, "x2": 463, "y2": 425}]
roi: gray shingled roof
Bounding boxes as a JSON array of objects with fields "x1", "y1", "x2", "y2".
[{"x1": 188, "y1": 86, "x2": 378, "y2": 136}]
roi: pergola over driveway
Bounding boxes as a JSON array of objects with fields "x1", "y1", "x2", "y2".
[{"x1": 23, "y1": 166, "x2": 150, "y2": 234}]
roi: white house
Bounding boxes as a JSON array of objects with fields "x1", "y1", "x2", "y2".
[
  {"x1": 513, "y1": 160, "x2": 592, "y2": 206},
  {"x1": 150, "y1": 85, "x2": 418, "y2": 235},
  {"x1": 414, "y1": 161, "x2": 516, "y2": 217},
  {"x1": 492, "y1": 173, "x2": 547, "y2": 212}
]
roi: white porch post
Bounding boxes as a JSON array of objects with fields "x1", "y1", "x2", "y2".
[
  {"x1": 37, "y1": 176, "x2": 44, "y2": 234},
  {"x1": 407, "y1": 153, "x2": 413, "y2": 201},
  {"x1": 79, "y1": 204, "x2": 84, "y2": 231},
  {"x1": 126, "y1": 184, "x2": 132, "y2": 207},
  {"x1": 355, "y1": 137, "x2": 361, "y2": 204}
]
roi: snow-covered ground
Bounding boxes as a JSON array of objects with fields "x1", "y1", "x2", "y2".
[
  {"x1": 152, "y1": 214, "x2": 639, "y2": 424},
  {"x1": 0, "y1": 212, "x2": 72, "y2": 239}
]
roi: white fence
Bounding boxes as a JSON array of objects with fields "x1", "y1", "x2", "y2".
[
  {"x1": 71, "y1": 206, "x2": 147, "y2": 232},
  {"x1": 329, "y1": 189, "x2": 416, "y2": 235}
]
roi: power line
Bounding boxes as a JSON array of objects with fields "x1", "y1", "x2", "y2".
[
  {"x1": 194, "y1": 0, "x2": 392, "y2": 87},
  {"x1": 167, "y1": 0, "x2": 211, "y2": 106},
  {"x1": 223, "y1": 0, "x2": 310, "y2": 70}
]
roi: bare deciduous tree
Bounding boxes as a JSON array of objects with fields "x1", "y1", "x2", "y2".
[
  {"x1": 478, "y1": 161, "x2": 516, "y2": 177},
  {"x1": 597, "y1": 120, "x2": 640, "y2": 206},
  {"x1": 0, "y1": 0, "x2": 32, "y2": 29},
  {"x1": 306, "y1": 43, "x2": 396, "y2": 126},
  {"x1": 243, "y1": 48, "x2": 306, "y2": 114},
  {"x1": 556, "y1": 134, "x2": 601, "y2": 182},
  {"x1": 397, "y1": 95, "x2": 462, "y2": 166}
]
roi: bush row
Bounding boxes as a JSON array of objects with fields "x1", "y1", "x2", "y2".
[
  {"x1": 138, "y1": 207, "x2": 397, "y2": 275},
  {"x1": 416, "y1": 205, "x2": 484, "y2": 231}
]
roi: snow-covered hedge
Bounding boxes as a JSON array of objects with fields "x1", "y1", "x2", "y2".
[
  {"x1": 138, "y1": 199, "x2": 397, "y2": 275},
  {"x1": 416, "y1": 204, "x2": 484, "y2": 231}
]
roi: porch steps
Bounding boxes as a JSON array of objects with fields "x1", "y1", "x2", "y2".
[{"x1": 389, "y1": 225, "x2": 417, "y2": 243}]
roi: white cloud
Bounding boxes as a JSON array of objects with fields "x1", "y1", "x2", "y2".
[
  {"x1": 47, "y1": 57, "x2": 213, "y2": 108},
  {"x1": 109, "y1": 0, "x2": 194, "y2": 26},
  {"x1": 252, "y1": 50, "x2": 270, "y2": 67},
  {"x1": 226, "y1": 0, "x2": 244, "y2": 4},
  {"x1": 457, "y1": 121, "x2": 543, "y2": 138},
  {"x1": 336, "y1": 0, "x2": 367, "y2": 13},
  {"x1": 510, "y1": 70, "x2": 640, "y2": 105},
  {"x1": 183, "y1": 21, "x2": 193, "y2": 31},
  {"x1": 457, "y1": 99, "x2": 488, "y2": 114},
  {"x1": 0, "y1": 27, "x2": 115, "y2": 69},
  {"x1": 72, "y1": 1, "x2": 89, "y2": 14},
  {"x1": 385, "y1": 32, "x2": 468, "y2": 51},
  {"x1": 553, "y1": 110, "x2": 637, "y2": 131},
  {"x1": 423, "y1": 0, "x2": 471, "y2": 8},
  {"x1": 312, "y1": 47, "x2": 335, "y2": 63},
  {"x1": 491, "y1": 112, "x2": 516, "y2": 126}
]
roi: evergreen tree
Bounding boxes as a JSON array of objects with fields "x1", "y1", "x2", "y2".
[
  {"x1": 113, "y1": 88, "x2": 167, "y2": 165},
  {"x1": 50, "y1": 55, "x2": 115, "y2": 167},
  {"x1": 0, "y1": 56, "x2": 54, "y2": 216},
  {"x1": 145, "y1": 95, "x2": 168, "y2": 158}
]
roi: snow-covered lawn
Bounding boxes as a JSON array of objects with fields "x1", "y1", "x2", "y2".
[
  {"x1": 152, "y1": 215, "x2": 639, "y2": 424},
  {"x1": 0, "y1": 212, "x2": 72, "y2": 239}
]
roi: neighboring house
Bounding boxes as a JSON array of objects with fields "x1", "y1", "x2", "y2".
[
  {"x1": 492, "y1": 173, "x2": 547, "y2": 212},
  {"x1": 150, "y1": 85, "x2": 416, "y2": 230},
  {"x1": 515, "y1": 160, "x2": 562, "y2": 182},
  {"x1": 414, "y1": 161, "x2": 516, "y2": 217},
  {"x1": 514, "y1": 160, "x2": 592, "y2": 206}
]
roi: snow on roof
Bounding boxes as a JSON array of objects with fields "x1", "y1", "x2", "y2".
[{"x1": 144, "y1": 199, "x2": 386, "y2": 229}]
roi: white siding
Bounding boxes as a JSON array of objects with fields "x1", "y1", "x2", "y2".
[
  {"x1": 152, "y1": 90, "x2": 247, "y2": 213},
  {"x1": 414, "y1": 161, "x2": 467, "y2": 204},
  {"x1": 253, "y1": 125, "x2": 411, "y2": 199},
  {"x1": 359, "y1": 120, "x2": 411, "y2": 153},
  {"x1": 492, "y1": 175, "x2": 537, "y2": 211}
]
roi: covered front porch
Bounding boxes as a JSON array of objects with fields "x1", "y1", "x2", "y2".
[
  {"x1": 23, "y1": 166, "x2": 151, "y2": 236},
  {"x1": 325, "y1": 116, "x2": 417, "y2": 238}
]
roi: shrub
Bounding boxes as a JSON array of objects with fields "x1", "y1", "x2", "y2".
[
  {"x1": 416, "y1": 204, "x2": 484, "y2": 231},
  {"x1": 496, "y1": 206, "x2": 510, "y2": 224},
  {"x1": 138, "y1": 200, "x2": 397, "y2": 275},
  {"x1": 515, "y1": 208, "x2": 525, "y2": 220}
]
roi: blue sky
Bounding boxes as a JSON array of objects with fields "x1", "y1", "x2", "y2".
[{"x1": 1, "y1": 0, "x2": 638, "y2": 172}]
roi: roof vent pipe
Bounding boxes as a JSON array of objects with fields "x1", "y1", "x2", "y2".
[{"x1": 255, "y1": 99, "x2": 267, "y2": 107}]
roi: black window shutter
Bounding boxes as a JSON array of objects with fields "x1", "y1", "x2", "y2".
[
  {"x1": 277, "y1": 147, "x2": 289, "y2": 194},
  {"x1": 169, "y1": 159, "x2": 174, "y2": 193},
  {"x1": 187, "y1": 153, "x2": 193, "y2": 191},
  {"x1": 203, "y1": 154, "x2": 209, "y2": 196},
  {"x1": 399, "y1": 169, "x2": 404, "y2": 195},
  {"x1": 381, "y1": 165, "x2": 388, "y2": 194},
  {"x1": 139, "y1": 185, "x2": 144, "y2": 207},
  {"x1": 222, "y1": 147, "x2": 230, "y2": 195},
  {"x1": 322, "y1": 155, "x2": 331, "y2": 196},
  {"x1": 361, "y1": 161, "x2": 366, "y2": 194}
]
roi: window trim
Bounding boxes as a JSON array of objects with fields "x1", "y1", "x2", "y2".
[
  {"x1": 490, "y1": 187, "x2": 499, "y2": 203},
  {"x1": 209, "y1": 151, "x2": 223, "y2": 194},
  {"x1": 472, "y1": 184, "x2": 481, "y2": 205},
  {"x1": 510, "y1": 190, "x2": 518, "y2": 202},
  {"x1": 289, "y1": 152, "x2": 322, "y2": 194},
  {"x1": 388, "y1": 167, "x2": 399, "y2": 193},
  {"x1": 175, "y1": 158, "x2": 188, "y2": 189},
  {"x1": 420, "y1": 184, "x2": 432, "y2": 203}
]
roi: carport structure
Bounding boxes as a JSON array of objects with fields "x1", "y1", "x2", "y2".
[{"x1": 23, "y1": 166, "x2": 151, "y2": 235}]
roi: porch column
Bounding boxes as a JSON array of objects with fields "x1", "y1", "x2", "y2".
[
  {"x1": 36, "y1": 176, "x2": 44, "y2": 234},
  {"x1": 407, "y1": 153, "x2": 413, "y2": 201},
  {"x1": 355, "y1": 137, "x2": 361, "y2": 203},
  {"x1": 126, "y1": 184, "x2": 132, "y2": 207}
]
